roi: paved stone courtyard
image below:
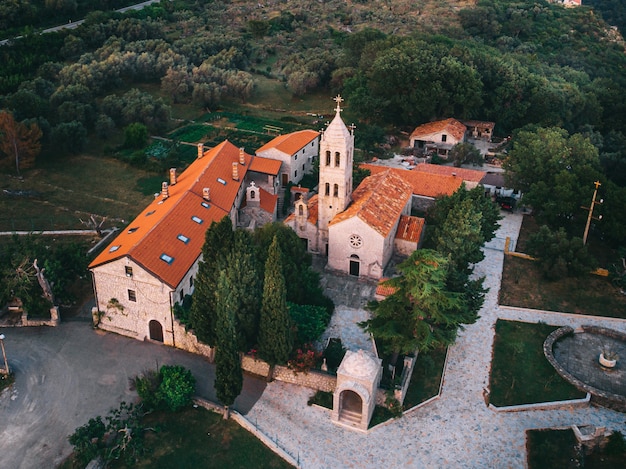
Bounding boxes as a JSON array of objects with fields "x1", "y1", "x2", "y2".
[{"x1": 246, "y1": 211, "x2": 626, "y2": 468}]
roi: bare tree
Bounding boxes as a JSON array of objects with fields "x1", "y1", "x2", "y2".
[{"x1": 0, "y1": 111, "x2": 43, "y2": 176}]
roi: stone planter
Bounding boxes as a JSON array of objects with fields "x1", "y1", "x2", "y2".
[{"x1": 599, "y1": 353, "x2": 617, "y2": 369}]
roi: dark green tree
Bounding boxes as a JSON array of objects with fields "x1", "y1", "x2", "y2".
[
  {"x1": 258, "y1": 236, "x2": 293, "y2": 375},
  {"x1": 214, "y1": 270, "x2": 243, "y2": 419},
  {"x1": 361, "y1": 249, "x2": 475, "y2": 357},
  {"x1": 449, "y1": 142, "x2": 483, "y2": 167},
  {"x1": 225, "y1": 229, "x2": 261, "y2": 352},
  {"x1": 124, "y1": 122, "x2": 148, "y2": 149},
  {"x1": 190, "y1": 216, "x2": 234, "y2": 346}
]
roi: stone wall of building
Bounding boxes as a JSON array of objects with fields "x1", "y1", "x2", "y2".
[{"x1": 172, "y1": 318, "x2": 215, "y2": 362}]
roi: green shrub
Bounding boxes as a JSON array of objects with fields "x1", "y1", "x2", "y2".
[
  {"x1": 68, "y1": 416, "x2": 106, "y2": 466},
  {"x1": 157, "y1": 365, "x2": 196, "y2": 412},
  {"x1": 288, "y1": 302, "x2": 331, "y2": 345},
  {"x1": 133, "y1": 369, "x2": 162, "y2": 411}
]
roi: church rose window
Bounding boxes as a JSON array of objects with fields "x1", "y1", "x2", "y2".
[{"x1": 349, "y1": 234, "x2": 363, "y2": 248}]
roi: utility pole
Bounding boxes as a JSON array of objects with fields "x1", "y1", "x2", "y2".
[
  {"x1": 582, "y1": 180, "x2": 603, "y2": 245},
  {"x1": 0, "y1": 334, "x2": 8, "y2": 375}
]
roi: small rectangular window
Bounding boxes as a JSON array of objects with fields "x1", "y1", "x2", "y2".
[
  {"x1": 128, "y1": 290, "x2": 136, "y2": 302},
  {"x1": 441, "y1": 134, "x2": 447, "y2": 142},
  {"x1": 191, "y1": 216, "x2": 203, "y2": 224},
  {"x1": 146, "y1": 210, "x2": 156, "y2": 216},
  {"x1": 127, "y1": 227, "x2": 138, "y2": 234},
  {"x1": 294, "y1": 154, "x2": 298, "y2": 160},
  {"x1": 217, "y1": 178, "x2": 227, "y2": 185},
  {"x1": 201, "y1": 201, "x2": 211, "y2": 209},
  {"x1": 109, "y1": 245, "x2": 120, "y2": 253},
  {"x1": 177, "y1": 234, "x2": 190, "y2": 244},
  {"x1": 179, "y1": 290, "x2": 184, "y2": 302},
  {"x1": 125, "y1": 266, "x2": 133, "y2": 277},
  {"x1": 190, "y1": 276, "x2": 194, "y2": 288}
]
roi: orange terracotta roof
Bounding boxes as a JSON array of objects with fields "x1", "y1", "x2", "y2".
[
  {"x1": 259, "y1": 187, "x2": 278, "y2": 214},
  {"x1": 410, "y1": 118, "x2": 466, "y2": 142},
  {"x1": 376, "y1": 278, "x2": 399, "y2": 298},
  {"x1": 256, "y1": 130, "x2": 319, "y2": 156},
  {"x1": 361, "y1": 164, "x2": 462, "y2": 198},
  {"x1": 330, "y1": 171, "x2": 412, "y2": 237},
  {"x1": 89, "y1": 140, "x2": 250, "y2": 288},
  {"x1": 249, "y1": 156, "x2": 282, "y2": 175},
  {"x1": 415, "y1": 163, "x2": 485, "y2": 183},
  {"x1": 395, "y1": 215, "x2": 425, "y2": 243}
]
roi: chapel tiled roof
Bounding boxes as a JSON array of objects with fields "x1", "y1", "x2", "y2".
[
  {"x1": 284, "y1": 194, "x2": 319, "y2": 225},
  {"x1": 410, "y1": 118, "x2": 467, "y2": 142},
  {"x1": 395, "y1": 215, "x2": 425, "y2": 243},
  {"x1": 361, "y1": 164, "x2": 462, "y2": 198},
  {"x1": 330, "y1": 170, "x2": 412, "y2": 237},
  {"x1": 256, "y1": 130, "x2": 319, "y2": 156},
  {"x1": 89, "y1": 140, "x2": 250, "y2": 288},
  {"x1": 249, "y1": 156, "x2": 282, "y2": 175},
  {"x1": 259, "y1": 187, "x2": 278, "y2": 214},
  {"x1": 415, "y1": 163, "x2": 485, "y2": 183}
]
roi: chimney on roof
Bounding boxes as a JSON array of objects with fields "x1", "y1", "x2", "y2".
[
  {"x1": 239, "y1": 147, "x2": 246, "y2": 165},
  {"x1": 169, "y1": 168, "x2": 177, "y2": 185},
  {"x1": 197, "y1": 143, "x2": 204, "y2": 159},
  {"x1": 161, "y1": 182, "x2": 169, "y2": 200},
  {"x1": 232, "y1": 162, "x2": 239, "y2": 181},
  {"x1": 452, "y1": 172, "x2": 457, "y2": 177},
  {"x1": 203, "y1": 187, "x2": 210, "y2": 201}
]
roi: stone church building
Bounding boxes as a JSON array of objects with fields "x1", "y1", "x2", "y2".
[{"x1": 285, "y1": 97, "x2": 424, "y2": 279}]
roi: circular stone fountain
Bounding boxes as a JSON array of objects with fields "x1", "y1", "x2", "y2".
[{"x1": 544, "y1": 325, "x2": 626, "y2": 412}]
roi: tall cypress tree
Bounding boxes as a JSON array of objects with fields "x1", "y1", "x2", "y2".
[
  {"x1": 214, "y1": 270, "x2": 243, "y2": 420},
  {"x1": 190, "y1": 216, "x2": 234, "y2": 346},
  {"x1": 226, "y1": 229, "x2": 261, "y2": 352},
  {"x1": 258, "y1": 235, "x2": 293, "y2": 374}
]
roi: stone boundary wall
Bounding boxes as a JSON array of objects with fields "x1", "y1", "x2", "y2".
[
  {"x1": 488, "y1": 394, "x2": 591, "y2": 413},
  {"x1": 15, "y1": 307, "x2": 60, "y2": 327},
  {"x1": 193, "y1": 397, "x2": 300, "y2": 468},
  {"x1": 498, "y1": 305, "x2": 626, "y2": 327},
  {"x1": 543, "y1": 325, "x2": 626, "y2": 412},
  {"x1": 171, "y1": 318, "x2": 215, "y2": 362},
  {"x1": 272, "y1": 366, "x2": 337, "y2": 392}
]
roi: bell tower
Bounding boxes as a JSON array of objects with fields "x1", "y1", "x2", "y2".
[{"x1": 317, "y1": 96, "x2": 355, "y2": 250}]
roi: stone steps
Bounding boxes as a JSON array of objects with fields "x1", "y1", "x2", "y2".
[{"x1": 339, "y1": 409, "x2": 361, "y2": 425}]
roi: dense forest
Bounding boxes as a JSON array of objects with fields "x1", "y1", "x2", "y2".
[{"x1": 0, "y1": 0, "x2": 625, "y2": 245}]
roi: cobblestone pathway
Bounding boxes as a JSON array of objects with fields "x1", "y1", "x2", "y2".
[{"x1": 246, "y1": 212, "x2": 626, "y2": 468}]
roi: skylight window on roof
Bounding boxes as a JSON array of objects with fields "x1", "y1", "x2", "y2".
[
  {"x1": 160, "y1": 253, "x2": 174, "y2": 264},
  {"x1": 127, "y1": 227, "x2": 139, "y2": 234},
  {"x1": 191, "y1": 216, "x2": 203, "y2": 224},
  {"x1": 217, "y1": 178, "x2": 227, "y2": 185},
  {"x1": 177, "y1": 234, "x2": 190, "y2": 244},
  {"x1": 146, "y1": 210, "x2": 156, "y2": 216},
  {"x1": 109, "y1": 245, "x2": 121, "y2": 252},
  {"x1": 201, "y1": 201, "x2": 211, "y2": 209}
]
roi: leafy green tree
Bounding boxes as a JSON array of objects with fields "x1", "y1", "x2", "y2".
[
  {"x1": 526, "y1": 226, "x2": 596, "y2": 280},
  {"x1": 450, "y1": 142, "x2": 483, "y2": 167},
  {"x1": 214, "y1": 270, "x2": 243, "y2": 419},
  {"x1": 288, "y1": 302, "x2": 331, "y2": 346},
  {"x1": 504, "y1": 127, "x2": 602, "y2": 228},
  {"x1": 361, "y1": 249, "x2": 475, "y2": 357},
  {"x1": 124, "y1": 122, "x2": 149, "y2": 149},
  {"x1": 50, "y1": 121, "x2": 87, "y2": 154},
  {"x1": 225, "y1": 230, "x2": 261, "y2": 352},
  {"x1": 258, "y1": 236, "x2": 293, "y2": 373},
  {"x1": 190, "y1": 216, "x2": 234, "y2": 346},
  {"x1": 156, "y1": 365, "x2": 196, "y2": 412}
]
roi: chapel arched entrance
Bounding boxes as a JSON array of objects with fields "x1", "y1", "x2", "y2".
[
  {"x1": 339, "y1": 390, "x2": 363, "y2": 424},
  {"x1": 149, "y1": 320, "x2": 164, "y2": 342}
]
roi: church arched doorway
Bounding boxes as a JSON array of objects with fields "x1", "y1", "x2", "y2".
[
  {"x1": 339, "y1": 390, "x2": 362, "y2": 424},
  {"x1": 149, "y1": 320, "x2": 163, "y2": 342},
  {"x1": 349, "y1": 254, "x2": 360, "y2": 277}
]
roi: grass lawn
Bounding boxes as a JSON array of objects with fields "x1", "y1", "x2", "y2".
[
  {"x1": 500, "y1": 256, "x2": 626, "y2": 319},
  {"x1": 489, "y1": 320, "x2": 585, "y2": 407},
  {"x1": 0, "y1": 155, "x2": 155, "y2": 231},
  {"x1": 403, "y1": 346, "x2": 447, "y2": 410},
  {"x1": 526, "y1": 429, "x2": 580, "y2": 469},
  {"x1": 60, "y1": 406, "x2": 293, "y2": 469}
]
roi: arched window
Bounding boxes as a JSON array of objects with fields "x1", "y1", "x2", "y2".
[
  {"x1": 335, "y1": 152, "x2": 340, "y2": 167},
  {"x1": 298, "y1": 204, "x2": 304, "y2": 216},
  {"x1": 326, "y1": 151, "x2": 331, "y2": 166},
  {"x1": 250, "y1": 190, "x2": 255, "y2": 199},
  {"x1": 333, "y1": 184, "x2": 339, "y2": 197},
  {"x1": 325, "y1": 183, "x2": 330, "y2": 196}
]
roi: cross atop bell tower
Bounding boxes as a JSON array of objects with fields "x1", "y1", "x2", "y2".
[{"x1": 333, "y1": 95, "x2": 344, "y2": 114}]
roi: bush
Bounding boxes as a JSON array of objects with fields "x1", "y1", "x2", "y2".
[
  {"x1": 526, "y1": 225, "x2": 596, "y2": 280},
  {"x1": 133, "y1": 369, "x2": 161, "y2": 411},
  {"x1": 287, "y1": 343, "x2": 322, "y2": 374},
  {"x1": 288, "y1": 302, "x2": 331, "y2": 345},
  {"x1": 323, "y1": 338, "x2": 346, "y2": 373},
  {"x1": 157, "y1": 365, "x2": 196, "y2": 412},
  {"x1": 68, "y1": 416, "x2": 106, "y2": 466}
]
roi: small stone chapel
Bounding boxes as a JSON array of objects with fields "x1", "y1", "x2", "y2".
[{"x1": 285, "y1": 96, "x2": 424, "y2": 280}]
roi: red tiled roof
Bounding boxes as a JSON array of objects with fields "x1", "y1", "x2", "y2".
[
  {"x1": 249, "y1": 156, "x2": 282, "y2": 175},
  {"x1": 410, "y1": 118, "x2": 466, "y2": 142},
  {"x1": 330, "y1": 171, "x2": 412, "y2": 237},
  {"x1": 256, "y1": 130, "x2": 319, "y2": 156},
  {"x1": 395, "y1": 215, "x2": 425, "y2": 243},
  {"x1": 259, "y1": 187, "x2": 278, "y2": 214},
  {"x1": 376, "y1": 278, "x2": 399, "y2": 298},
  {"x1": 89, "y1": 140, "x2": 250, "y2": 288},
  {"x1": 361, "y1": 164, "x2": 462, "y2": 198},
  {"x1": 415, "y1": 163, "x2": 485, "y2": 183}
]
